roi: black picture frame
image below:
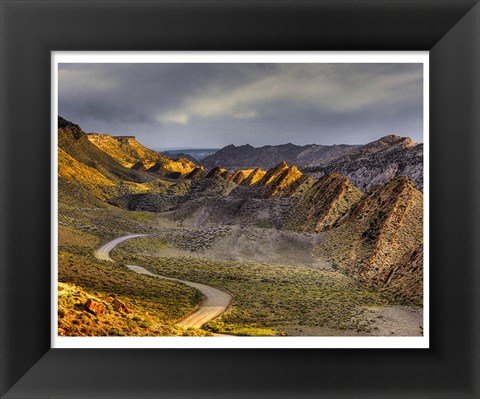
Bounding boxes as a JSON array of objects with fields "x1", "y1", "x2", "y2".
[{"x1": 1, "y1": 0, "x2": 479, "y2": 398}]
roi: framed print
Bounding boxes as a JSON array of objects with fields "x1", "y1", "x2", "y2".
[
  {"x1": 52, "y1": 51, "x2": 429, "y2": 350},
  {"x1": 1, "y1": 1, "x2": 479, "y2": 398}
]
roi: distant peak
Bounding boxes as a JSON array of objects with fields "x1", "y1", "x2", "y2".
[{"x1": 379, "y1": 134, "x2": 402, "y2": 142}]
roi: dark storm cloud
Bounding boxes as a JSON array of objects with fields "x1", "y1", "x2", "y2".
[{"x1": 58, "y1": 62, "x2": 423, "y2": 149}]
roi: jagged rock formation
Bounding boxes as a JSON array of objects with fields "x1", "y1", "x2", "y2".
[
  {"x1": 186, "y1": 166, "x2": 207, "y2": 180},
  {"x1": 284, "y1": 173, "x2": 363, "y2": 232},
  {"x1": 207, "y1": 161, "x2": 305, "y2": 198},
  {"x1": 241, "y1": 168, "x2": 266, "y2": 185},
  {"x1": 256, "y1": 161, "x2": 289, "y2": 186},
  {"x1": 131, "y1": 161, "x2": 149, "y2": 171},
  {"x1": 314, "y1": 176, "x2": 423, "y2": 303},
  {"x1": 263, "y1": 165, "x2": 303, "y2": 198},
  {"x1": 229, "y1": 170, "x2": 248, "y2": 185},
  {"x1": 304, "y1": 135, "x2": 423, "y2": 191},
  {"x1": 206, "y1": 167, "x2": 228, "y2": 179},
  {"x1": 275, "y1": 175, "x2": 317, "y2": 198},
  {"x1": 220, "y1": 170, "x2": 233, "y2": 180}
]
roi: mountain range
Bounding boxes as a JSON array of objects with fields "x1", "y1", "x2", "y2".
[
  {"x1": 202, "y1": 135, "x2": 423, "y2": 191},
  {"x1": 58, "y1": 116, "x2": 423, "y2": 305},
  {"x1": 202, "y1": 142, "x2": 358, "y2": 171}
]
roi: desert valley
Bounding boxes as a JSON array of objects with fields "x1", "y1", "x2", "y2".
[{"x1": 58, "y1": 116, "x2": 424, "y2": 337}]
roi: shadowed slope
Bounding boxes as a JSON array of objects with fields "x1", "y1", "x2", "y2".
[
  {"x1": 314, "y1": 176, "x2": 423, "y2": 302},
  {"x1": 284, "y1": 173, "x2": 363, "y2": 232}
]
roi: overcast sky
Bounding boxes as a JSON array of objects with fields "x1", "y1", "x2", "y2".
[{"x1": 58, "y1": 63, "x2": 423, "y2": 150}]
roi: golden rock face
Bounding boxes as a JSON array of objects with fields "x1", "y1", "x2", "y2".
[
  {"x1": 87, "y1": 133, "x2": 198, "y2": 177},
  {"x1": 241, "y1": 168, "x2": 267, "y2": 185}
]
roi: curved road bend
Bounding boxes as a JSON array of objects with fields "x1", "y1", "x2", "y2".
[{"x1": 94, "y1": 234, "x2": 232, "y2": 329}]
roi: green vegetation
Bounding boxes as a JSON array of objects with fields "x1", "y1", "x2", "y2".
[
  {"x1": 58, "y1": 221, "x2": 210, "y2": 337},
  {"x1": 125, "y1": 211, "x2": 156, "y2": 222},
  {"x1": 113, "y1": 244, "x2": 388, "y2": 335}
]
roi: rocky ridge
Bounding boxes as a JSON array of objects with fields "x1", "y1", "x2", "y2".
[
  {"x1": 304, "y1": 135, "x2": 423, "y2": 191},
  {"x1": 202, "y1": 142, "x2": 358, "y2": 170},
  {"x1": 314, "y1": 176, "x2": 423, "y2": 303},
  {"x1": 87, "y1": 132, "x2": 197, "y2": 178}
]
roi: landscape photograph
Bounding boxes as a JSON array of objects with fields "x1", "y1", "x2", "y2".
[{"x1": 56, "y1": 60, "x2": 425, "y2": 341}]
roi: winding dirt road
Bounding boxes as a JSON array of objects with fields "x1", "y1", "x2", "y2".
[{"x1": 94, "y1": 234, "x2": 232, "y2": 329}]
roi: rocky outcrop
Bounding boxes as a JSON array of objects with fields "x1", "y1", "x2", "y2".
[
  {"x1": 147, "y1": 157, "x2": 197, "y2": 177},
  {"x1": 87, "y1": 132, "x2": 197, "y2": 177},
  {"x1": 304, "y1": 135, "x2": 423, "y2": 191},
  {"x1": 229, "y1": 170, "x2": 248, "y2": 185},
  {"x1": 87, "y1": 133, "x2": 165, "y2": 168},
  {"x1": 186, "y1": 166, "x2": 207, "y2": 180},
  {"x1": 84, "y1": 299, "x2": 104, "y2": 316},
  {"x1": 58, "y1": 116, "x2": 144, "y2": 184},
  {"x1": 206, "y1": 167, "x2": 228, "y2": 179},
  {"x1": 256, "y1": 161, "x2": 289, "y2": 186},
  {"x1": 220, "y1": 170, "x2": 233, "y2": 180},
  {"x1": 314, "y1": 176, "x2": 423, "y2": 299},
  {"x1": 241, "y1": 168, "x2": 266, "y2": 185},
  {"x1": 284, "y1": 173, "x2": 363, "y2": 232},
  {"x1": 263, "y1": 165, "x2": 303, "y2": 198},
  {"x1": 112, "y1": 298, "x2": 131, "y2": 313}
]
